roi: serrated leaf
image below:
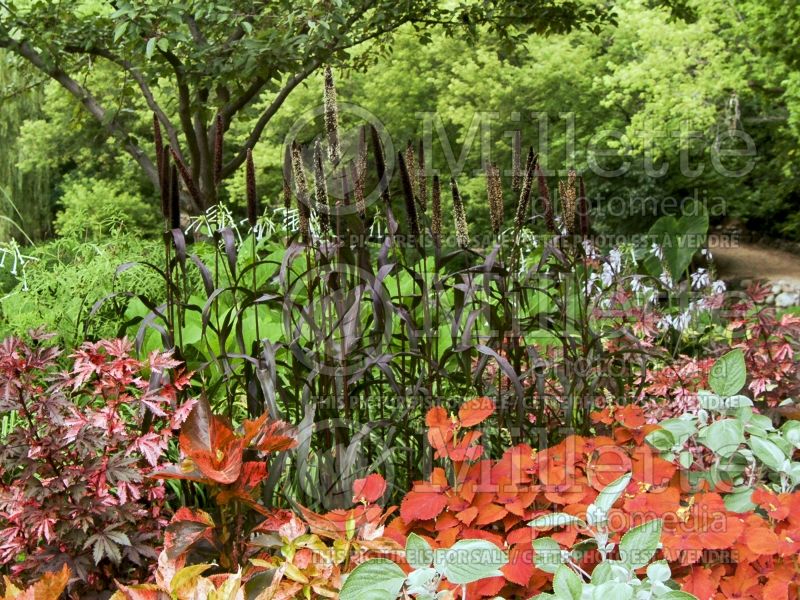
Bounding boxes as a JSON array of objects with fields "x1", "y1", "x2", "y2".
[
  {"x1": 748, "y1": 435, "x2": 787, "y2": 471},
  {"x1": 553, "y1": 565, "x2": 582, "y2": 600},
  {"x1": 700, "y1": 419, "x2": 744, "y2": 457},
  {"x1": 708, "y1": 349, "x2": 746, "y2": 397},
  {"x1": 441, "y1": 539, "x2": 507, "y2": 585},
  {"x1": 340, "y1": 559, "x2": 406, "y2": 600},
  {"x1": 595, "y1": 473, "x2": 631, "y2": 515},
  {"x1": 619, "y1": 519, "x2": 662, "y2": 569},
  {"x1": 406, "y1": 533, "x2": 433, "y2": 570},
  {"x1": 532, "y1": 537, "x2": 564, "y2": 574}
]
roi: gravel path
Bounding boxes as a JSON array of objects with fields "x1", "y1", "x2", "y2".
[{"x1": 713, "y1": 242, "x2": 800, "y2": 287}]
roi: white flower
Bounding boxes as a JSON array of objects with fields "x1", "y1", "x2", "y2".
[
  {"x1": 630, "y1": 275, "x2": 643, "y2": 293},
  {"x1": 712, "y1": 280, "x2": 726, "y2": 294},
  {"x1": 659, "y1": 271, "x2": 673, "y2": 288},
  {"x1": 690, "y1": 268, "x2": 710, "y2": 290},
  {"x1": 651, "y1": 243, "x2": 664, "y2": 260}
]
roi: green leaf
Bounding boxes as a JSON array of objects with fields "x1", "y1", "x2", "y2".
[
  {"x1": 644, "y1": 210, "x2": 708, "y2": 281},
  {"x1": 723, "y1": 487, "x2": 756, "y2": 513},
  {"x1": 594, "y1": 473, "x2": 632, "y2": 515},
  {"x1": 618, "y1": 519, "x2": 663, "y2": 569},
  {"x1": 659, "y1": 592, "x2": 699, "y2": 600},
  {"x1": 748, "y1": 435, "x2": 788, "y2": 471},
  {"x1": 781, "y1": 421, "x2": 800, "y2": 448},
  {"x1": 405, "y1": 533, "x2": 433, "y2": 570},
  {"x1": 646, "y1": 560, "x2": 670, "y2": 583},
  {"x1": 145, "y1": 37, "x2": 157, "y2": 59},
  {"x1": 532, "y1": 537, "x2": 564, "y2": 574},
  {"x1": 701, "y1": 419, "x2": 744, "y2": 457},
  {"x1": 590, "y1": 581, "x2": 634, "y2": 600},
  {"x1": 646, "y1": 429, "x2": 675, "y2": 452},
  {"x1": 553, "y1": 565, "x2": 582, "y2": 600},
  {"x1": 529, "y1": 513, "x2": 585, "y2": 529},
  {"x1": 708, "y1": 349, "x2": 746, "y2": 397},
  {"x1": 340, "y1": 559, "x2": 406, "y2": 600},
  {"x1": 440, "y1": 539, "x2": 507, "y2": 585}
]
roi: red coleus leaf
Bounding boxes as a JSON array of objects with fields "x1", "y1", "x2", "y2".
[
  {"x1": 245, "y1": 416, "x2": 298, "y2": 453},
  {"x1": 400, "y1": 490, "x2": 448, "y2": 522},
  {"x1": 163, "y1": 508, "x2": 215, "y2": 560},
  {"x1": 352, "y1": 474, "x2": 387, "y2": 504},
  {"x1": 458, "y1": 397, "x2": 495, "y2": 427},
  {"x1": 179, "y1": 399, "x2": 243, "y2": 485}
]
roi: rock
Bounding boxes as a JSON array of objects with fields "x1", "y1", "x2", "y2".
[
  {"x1": 765, "y1": 294, "x2": 775, "y2": 305},
  {"x1": 740, "y1": 279, "x2": 753, "y2": 289},
  {"x1": 771, "y1": 284, "x2": 783, "y2": 295},
  {"x1": 775, "y1": 292, "x2": 799, "y2": 308}
]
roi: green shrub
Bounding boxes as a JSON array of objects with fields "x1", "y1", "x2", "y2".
[{"x1": 54, "y1": 176, "x2": 159, "y2": 239}]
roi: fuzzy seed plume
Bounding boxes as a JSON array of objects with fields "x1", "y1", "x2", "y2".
[
  {"x1": 291, "y1": 142, "x2": 312, "y2": 243},
  {"x1": 404, "y1": 141, "x2": 418, "y2": 208},
  {"x1": 213, "y1": 113, "x2": 224, "y2": 187},
  {"x1": 354, "y1": 125, "x2": 367, "y2": 219},
  {"x1": 537, "y1": 165, "x2": 556, "y2": 233},
  {"x1": 486, "y1": 162, "x2": 504, "y2": 236},
  {"x1": 313, "y1": 140, "x2": 330, "y2": 235},
  {"x1": 559, "y1": 169, "x2": 578, "y2": 234},
  {"x1": 513, "y1": 147, "x2": 536, "y2": 231},
  {"x1": 511, "y1": 131, "x2": 522, "y2": 192},
  {"x1": 451, "y1": 177, "x2": 469, "y2": 248},
  {"x1": 431, "y1": 174, "x2": 442, "y2": 248},
  {"x1": 282, "y1": 144, "x2": 293, "y2": 211},
  {"x1": 417, "y1": 140, "x2": 427, "y2": 212},
  {"x1": 323, "y1": 66, "x2": 340, "y2": 164},
  {"x1": 246, "y1": 148, "x2": 258, "y2": 227},
  {"x1": 398, "y1": 151, "x2": 420, "y2": 238}
]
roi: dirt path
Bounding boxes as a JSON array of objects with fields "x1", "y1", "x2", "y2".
[{"x1": 712, "y1": 242, "x2": 800, "y2": 286}]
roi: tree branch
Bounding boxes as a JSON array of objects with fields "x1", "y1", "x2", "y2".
[
  {"x1": 221, "y1": 62, "x2": 322, "y2": 178},
  {"x1": 64, "y1": 44, "x2": 185, "y2": 162},
  {"x1": 0, "y1": 32, "x2": 158, "y2": 187}
]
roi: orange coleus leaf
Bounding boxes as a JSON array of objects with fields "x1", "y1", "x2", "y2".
[
  {"x1": 178, "y1": 400, "x2": 244, "y2": 485},
  {"x1": 466, "y1": 575, "x2": 504, "y2": 598},
  {"x1": 587, "y1": 445, "x2": 631, "y2": 489},
  {"x1": 717, "y1": 563, "x2": 761, "y2": 599},
  {"x1": 752, "y1": 486, "x2": 790, "y2": 521},
  {"x1": 679, "y1": 565, "x2": 723, "y2": 600},
  {"x1": 745, "y1": 527, "x2": 780, "y2": 556},
  {"x1": 458, "y1": 397, "x2": 495, "y2": 427},
  {"x1": 400, "y1": 490, "x2": 448, "y2": 522},
  {"x1": 456, "y1": 506, "x2": 478, "y2": 526},
  {"x1": 502, "y1": 544, "x2": 534, "y2": 587},
  {"x1": 475, "y1": 503, "x2": 508, "y2": 526},
  {"x1": 616, "y1": 404, "x2": 645, "y2": 429},
  {"x1": 352, "y1": 474, "x2": 387, "y2": 504},
  {"x1": 254, "y1": 419, "x2": 298, "y2": 453}
]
